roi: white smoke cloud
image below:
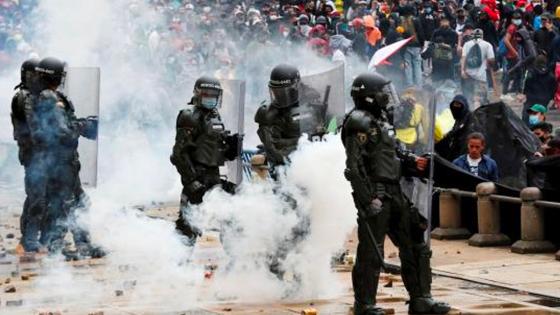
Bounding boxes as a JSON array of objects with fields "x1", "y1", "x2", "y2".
[
  {"x1": 0, "y1": 0, "x2": 368, "y2": 311},
  {"x1": 191, "y1": 135, "x2": 355, "y2": 303}
]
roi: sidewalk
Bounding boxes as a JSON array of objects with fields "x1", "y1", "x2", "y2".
[
  {"x1": 1, "y1": 204, "x2": 560, "y2": 314},
  {"x1": 385, "y1": 239, "x2": 560, "y2": 298}
]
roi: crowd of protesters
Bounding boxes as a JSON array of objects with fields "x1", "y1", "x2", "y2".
[
  {"x1": 2, "y1": 0, "x2": 559, "y2": 180},
  {"x1": 134, "y1": 0, "x2": 560, "y2": 123},
  {"x1": 0, "y1": 0, "x2": 37, "y2": 67}
]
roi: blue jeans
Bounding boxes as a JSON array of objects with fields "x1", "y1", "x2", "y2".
[{"x1": 404, "y1": 46, "x2": 423, "y2": 87}]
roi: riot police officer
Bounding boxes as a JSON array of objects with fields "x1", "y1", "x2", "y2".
[
  {"x1": 341, "y1": 73, "x2": 450, "y2": 315},
  {"x1": 254, "y1": 64, "x2": 327, "y2": 282},
  {"x1": 171, "y1": 76, "x2": 241, "y2": 244},
  {"x1": 11, "y1": 58, "x2": 43, "y2": 252},
  {"x1": 29, "y1": 57, "x2": 103, "y2": 257},
  {"x1": 254, "y1": 64, "x2": 324, "y2": 169}
]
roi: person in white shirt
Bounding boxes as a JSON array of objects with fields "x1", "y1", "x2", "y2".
[{"x1": 460, "y1": 28, "x2": 497, "y2": 108}]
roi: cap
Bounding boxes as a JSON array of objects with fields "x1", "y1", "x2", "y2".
[{"x1": 527, "y1": 104, "x2": 547, "y2": 114}]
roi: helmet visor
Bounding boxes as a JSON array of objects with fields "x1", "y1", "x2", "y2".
[
  {"x1": 199, "y1": 88, "x2": 222, "y2": 109},
  {"x1": 269, "y1": 85, "x2": 298, "y2": 108}
]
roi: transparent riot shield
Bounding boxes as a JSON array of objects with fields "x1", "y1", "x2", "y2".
[
  {"x1": 299, "y1": 63, "x2": 345, "y2": 136},
  {"x1": 434, "y1": 80, "x2": 460, "y2": 140},
  {"x1": 63, "y1": 67, "x2": 100, "y2": 187},
  {"x1": 219, "y1": 79, "x2": 245, "y2": 185},
  {"x1": 393, "y1": 88, "x2": 436, "y2": 244}
]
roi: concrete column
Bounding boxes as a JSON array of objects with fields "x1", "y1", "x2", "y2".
[
  {"x1": 511, "y1": 187, "x2": 556, "y2": 254},
  {"x1": 431, "y1": 190, "x2": 470, "y2": 240},
  {"x1": 469, "y1": 182, "x2": 510, "y2": 247}
]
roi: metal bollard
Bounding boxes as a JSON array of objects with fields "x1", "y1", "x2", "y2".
[
  {"x1": 511, "y1": 187, "x2": 556, "y2": 254},
  {"x1": 469, "y1": 182, "x2": 510, "y2": 247},
  {"x1": 431, "y1": 190, "x2": 470, "y2": 240}
]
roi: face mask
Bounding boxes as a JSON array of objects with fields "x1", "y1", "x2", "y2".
[
  {"x1": 450, "y1": 104, "x2": 465, "y2": 120},
  {"x1": 200, "y1": 96, "x2": 220, "y2": 109},
  {"x1": 512, "y1": 19, "x2": 522, "y2": 26},
  {"x1": 529, "y1": 114, "x2": 540, "y2": 126}
]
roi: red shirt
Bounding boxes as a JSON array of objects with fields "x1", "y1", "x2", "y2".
[{"x1": 505, "y1": 24, "x2": 518, "y2": 60}]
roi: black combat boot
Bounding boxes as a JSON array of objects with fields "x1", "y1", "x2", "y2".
[{"x1": 354, "y1": 302, "x2": 386, "y2": 315}]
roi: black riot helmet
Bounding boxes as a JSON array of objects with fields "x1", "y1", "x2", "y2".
[
  {"x1": 191, "y1": 76, "x2": 222, "y2": 110},
  {"x1": 15, "y1": 58, "x2": 39, "y2": 90},
  {"x1": 268, "y1": 64, "x2": 300, "y2": 108},
  {"x1": 35, "y1": 57, "x2": 66, "y2": 88},
  {"x1": 350, "y1": 72, "x2": 391, "y2": 117}
]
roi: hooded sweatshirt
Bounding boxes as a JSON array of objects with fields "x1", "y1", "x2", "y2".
[{"x1": 363, "y1": 15, "x2": 382, "y2": 46}]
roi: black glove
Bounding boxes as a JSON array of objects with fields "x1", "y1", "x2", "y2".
[
  {"x1": 221, "y1": 179, "x2": 236, "y2": 194},
  {"x1": 225, "y1": 133, "x2": 242, "y2": 160},
  {"x1": 267, "y1": 151, "x2": 285, "y2": 165},
  {"x1": 364, "y1": 198, "x2": 383, "y2": 217},
  {"x1": 78, "y1": 116, "x2": 98, "y2": 140},
  {"x1": 185, "y1": 180, "x2": 206, "y2": 204}
]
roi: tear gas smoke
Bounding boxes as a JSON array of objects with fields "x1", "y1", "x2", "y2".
[
  {"x1": 0, "y1": 0, "x2": 367, "y2": 310},
  {"x1": 191, "y1": 134, "x2": 355, "y2": 303}
]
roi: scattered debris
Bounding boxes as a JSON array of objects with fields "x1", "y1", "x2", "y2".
[
  {"x1": 301, "y1": 308, "x2": 317, "y2": 315},
  {"x1": 222, "y1": 307, "x2": 232, "y2": 312},
  {"x1": 204, "y1": 271, "x2": 213, "y2": 279},
  {"x1": 5, "y1": 278, "x2": 11, "y2": 284},
  {"x1": 21, "y1": 274, "x2": 30, "y2": 281},
  {"x1": 88, "y1": 312, "x2": 104, "y2": 315},
  {"x1": 115, "y1": 290, "x2": 124, "y2": 297},
  {"x1": 4, "y1": 285, "x2": 16, "y2": 293},
  {"x1": 344, "y1": 254, "x2": 355, "y2": 265},
  {"x1": 6, "y1": 299, "x2": 23, "y2": 307},
  {"x1": 38, "y1": 311, "x2": 62, "y2": 315},
  {"x1": 205, "y1": 264, "x2": 218, "y2": 271},
  {"x1": 6, "y1": 233, "x2": 14, "y2": 239},
  {"x1": 20, "y1": 254, "x2": 37, "y2": 263},
  {"x1": 480, "y1": 270, "x2": 489, "y2": 274},
  {"x1": 123, "y1": 280, "x2": 137, "y2": 290},
  {"x1": 118, "y1": 265, "x2": 130, "y2": 272},
  {"x1": 456, "y1": 251, "x2": 461, "y2": 254}
]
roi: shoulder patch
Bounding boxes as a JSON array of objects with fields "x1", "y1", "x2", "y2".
[{"x1": 356, "y1": 132, "x2": 368, "y2": 144}]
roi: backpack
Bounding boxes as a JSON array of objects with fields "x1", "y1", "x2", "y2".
[
  {"x1": 433, "y1": 42, "x2": 453, "y2": 61},
  {"x1": 466, "y1": 42, "x2": 483, "y2": 68},
  {"x1": 497, "y1": 38, "x2": 507, "y2": 57}
]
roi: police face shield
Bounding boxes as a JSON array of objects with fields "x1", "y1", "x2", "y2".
[
  {"x1": 198, "y1": 88, "x2": 222, "y2": 110},
  {"x1": 383, "y1": 83, "x2": 399, "y2": 109},
  {"x1": 269, "y1": 83, "x2": 299, "y2": 108}
]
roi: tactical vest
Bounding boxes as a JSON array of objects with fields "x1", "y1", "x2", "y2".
[
  {"x1": 363, "y1": 120, "x2": 402, "y2": 183},
  {"x1": 191, "y1": 110, "x2": 228, "y2": 167}
]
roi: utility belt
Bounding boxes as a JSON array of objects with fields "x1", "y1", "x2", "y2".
[{"x1": 368, "y1": 180, "x2": 401, "y2": 200}]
